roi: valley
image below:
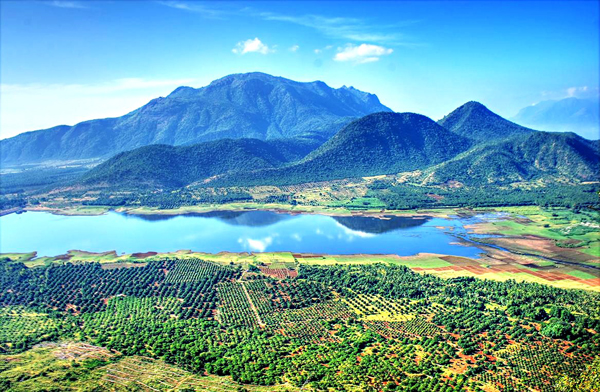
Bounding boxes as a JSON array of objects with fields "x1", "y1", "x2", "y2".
[{"x1": 1, "y1": 71, "x2": 598, "y2": 392}]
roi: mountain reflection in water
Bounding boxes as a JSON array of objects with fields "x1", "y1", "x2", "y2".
[
  {"x1": 0, "y1": 210, "x2": 479, "y2": 258},
  {"x1": 130, "y1": 211, "x2": 429, "y2": 234}
]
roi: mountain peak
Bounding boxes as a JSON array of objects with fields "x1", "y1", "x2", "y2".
[
  {"x1": 439, "y1": 101, "x2": 534, "y2": 141},
  {"x1": 452, "y1": 101, "x2": 493, "y2": 114},
  {"x1": 211, "y1": 111, "x2": 473, "y2": 186},
  {"x1": 1, "y1": 72, "x2": 391, "y2": 166}
]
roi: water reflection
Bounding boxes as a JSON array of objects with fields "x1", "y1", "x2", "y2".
[
  {"x1": 0, "y1": 210, "x2": 481, "y2": 258},
  {"x1": 129, "y1": 210, "x2": 292, "y2": 227},
  {"x1": 131, "y1": 211, "x2": 429, "y2": 234},
  {"x1": 332, "y1": 215, "x2": 429, "y2": 234}
]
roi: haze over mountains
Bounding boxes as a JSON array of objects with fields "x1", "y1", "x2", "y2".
[
  {"x1": 0, "y1": 72, "x2": 391, "y2": 166},
  {"x1": 511, "y1": 97, "x2": 599, "y2": 140}
]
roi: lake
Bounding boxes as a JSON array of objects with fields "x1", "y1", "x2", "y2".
[{"x1": 0, "y1": 210, "x2": 483, "y2": 257}]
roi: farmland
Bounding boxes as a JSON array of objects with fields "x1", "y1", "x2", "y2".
[
  {"x1": 1, "y1": 247, "x2": 599, "y2": 391},
  {"x1": 1, "y1": 206, "x2": 598, "y2": 391}
]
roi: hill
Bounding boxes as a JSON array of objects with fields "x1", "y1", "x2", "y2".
[
  {"x1": 81, "y1": 137, "x2": 319, "y2": 188},
  {"x1": 419, "y1": 131, "x2": 600, "y2": 186},
  {"x1": 0, "y1": 72, "x2": 391, "y2": 166},
  {"x1": 439, "y1": 101, "x2": 535, "y2": 142},
  {"x1": 511, "y1": 97, "x2": 599, "y2": 140},
  {"x1": 209, "y1": 112, "x2": 472, "y2": 186}
]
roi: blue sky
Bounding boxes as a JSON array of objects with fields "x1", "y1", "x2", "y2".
[{"x1": 1, "y1": 0, "x2": 598, "y2": 139}]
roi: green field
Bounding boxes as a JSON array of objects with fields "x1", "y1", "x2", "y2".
[
  {"x1": 2, "y1": 206, "x2": 599, "y2": 391},
  {"x1": 1, "y1": 252, "x2": 599, "y2": 391}
]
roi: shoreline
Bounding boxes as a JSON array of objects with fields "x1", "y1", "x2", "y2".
[
  {"x1": 20, "y1": 203, "x2": 475, "y2": 219},
  {"x1": 3, "y1": 248, "x2": 598, "y2": 292}
]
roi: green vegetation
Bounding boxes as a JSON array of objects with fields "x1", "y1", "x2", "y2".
[
  {"x1": 0, "y1": 342, "x2": 293, "y2": 391},
  {"x1": 1, "y1": 255, "x2": 599, "y2": 391},
  {"x1": 557, "y1": 355, "x2": 600, "y2": 392},
  {"x1": 0, "y1": 166, "x2": 89, "y2": 196},
  {"x1": 203, "y1": 112, "x2": 473, "y2": 187},
  {"x1": 74, "y1": 105, "x2": 598, "y2": 191},
  {"x1": 81, "y1": 138, "x2": 321, "y2": 188},
  {"x1": 368, "y1": 182, "x2": 599, "y2": 209},
  {"x1": 438, "y1": 101, "x2": 534, "y2": 142},
  {"x1": 419, "y1": 131, "x2": 599, "y2": 185}
]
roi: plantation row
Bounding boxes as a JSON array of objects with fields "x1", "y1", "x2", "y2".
[
  {"x1": 0, "y1": 258, "x2": 239, "y2": 319},
  {"x1": 486, "y1": 343, "x2": 591, "y2": 392},
  {"x1": 245, "y1": 279, "x2": 333, "y2": 311},
  {"x1": 216, "y1": 281, "x2": 259, "y2": 327},
  {"x1": 1, "y1": 257, "x2": 599, "y2": 391}
]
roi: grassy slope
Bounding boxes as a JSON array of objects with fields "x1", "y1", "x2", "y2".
[{"x1": 0, "y1": 343, "x2": 295, "y2": 392}]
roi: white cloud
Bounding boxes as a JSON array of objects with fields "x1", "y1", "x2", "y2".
[
  {"x1": 46, "y1": 1, "x2": 87, "y2": 9},
  {"x1": 232, "y1": 38, "x2": 274, "y2": 55},
  {"x1": 156, "y1": 1, "x2": 224, "y2": 18},
  {"x1": 314, "y1": 45, "x2": 333, "y2": 55},
  {"x1": 540, "y1": 86, "x2": 599, "y2": 101},
  {"x1": 289, "y1": 45, "x2": 300, "y2": 52},
  {"x1": 567, "y1": 86, "x2": 589, "y2": 97},
  {"x1": 334, "y1": 44, "x2": 393, "y2": 64},
  {"x1": 259, "y1": 12, "x2": 416, "y2": 45},
  {"x1": 0, "y1": 77, "x2": 197, "y2": 140}
]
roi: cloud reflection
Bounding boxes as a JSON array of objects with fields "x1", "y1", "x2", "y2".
[{"x1": 238, "y1": 236, "x2": 274, "y2": 252}]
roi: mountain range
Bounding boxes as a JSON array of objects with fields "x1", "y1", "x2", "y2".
[
  {"x1": 0, "y1": 72, "x2": 391, "y2": 166},
  {"x1": 82, "y1": 102, "x2": 599, "y2": 189},
  {"x1": 80, "y1": 138, "x2": 319, "y2": 188},
  {"x1": 419, "y1": 131, "x2": 599, "y2": 186},
  {"x1": 2, "y1": 73, "x2": 598, "y2": 190},
  {"x1": 511, "y1": 97, "x2": 599, "y2": 140}
]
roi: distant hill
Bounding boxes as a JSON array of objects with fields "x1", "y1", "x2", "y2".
[
  {"x1": 511, "y1": 97, "x2": 599, "y2": 140},
  {"x1": 208, "y1": 112, "x2": 473, "y2": 186},
  {"x1": 81, "y1": 138, "x2": 319, "y2": 188},
  {"x1": 419, "y1": 131, "x2": 600, "y2": 186},
  {"x1": 439, "y1": 101, "x2": 535, "y2": 142},
  {"x1": 80, "y1": 112, "x2": 471, "y2": 188},
  {"x1": 0, "y1": 72, "x2": 391, "y2": 166},
  {"x1": 73, "y1": 103, "x2": 600, "y2": 190}
]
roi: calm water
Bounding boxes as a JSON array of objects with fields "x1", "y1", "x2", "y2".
[{"x1": 0, "y1": 210, "x2": 482, "y2": 257}]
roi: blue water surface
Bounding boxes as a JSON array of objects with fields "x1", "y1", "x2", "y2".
[{"x1": 0, "y1": 210, "x2": 482, "y2": 258}]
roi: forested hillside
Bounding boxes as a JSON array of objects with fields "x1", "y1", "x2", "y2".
[
  {"x1": 81, "y1": 138, "x2": 321, "y2": 188},
  {"x1": 419, "y1": 131, "x2": 600, "y2": 186},
  {"x1": 207, "y1": 112, "x2": 472, "y2": 186},
  {"x1": 439, "y1": 101, "x2": 535, "y2": 142}
]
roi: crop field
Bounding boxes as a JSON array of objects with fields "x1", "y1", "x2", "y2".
[
  {"x1": 467, "y1": 207, "x2": 600, "y2": 263},
  {"x1": 1, "y1": 207, "x2": 598, "y2": 390},
  {"x1": 0, "y1": 342, "x2": 295, "y2": 391},
  {"x1": 1, "y1": 252, "x2": 599, "y2": 391}
]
